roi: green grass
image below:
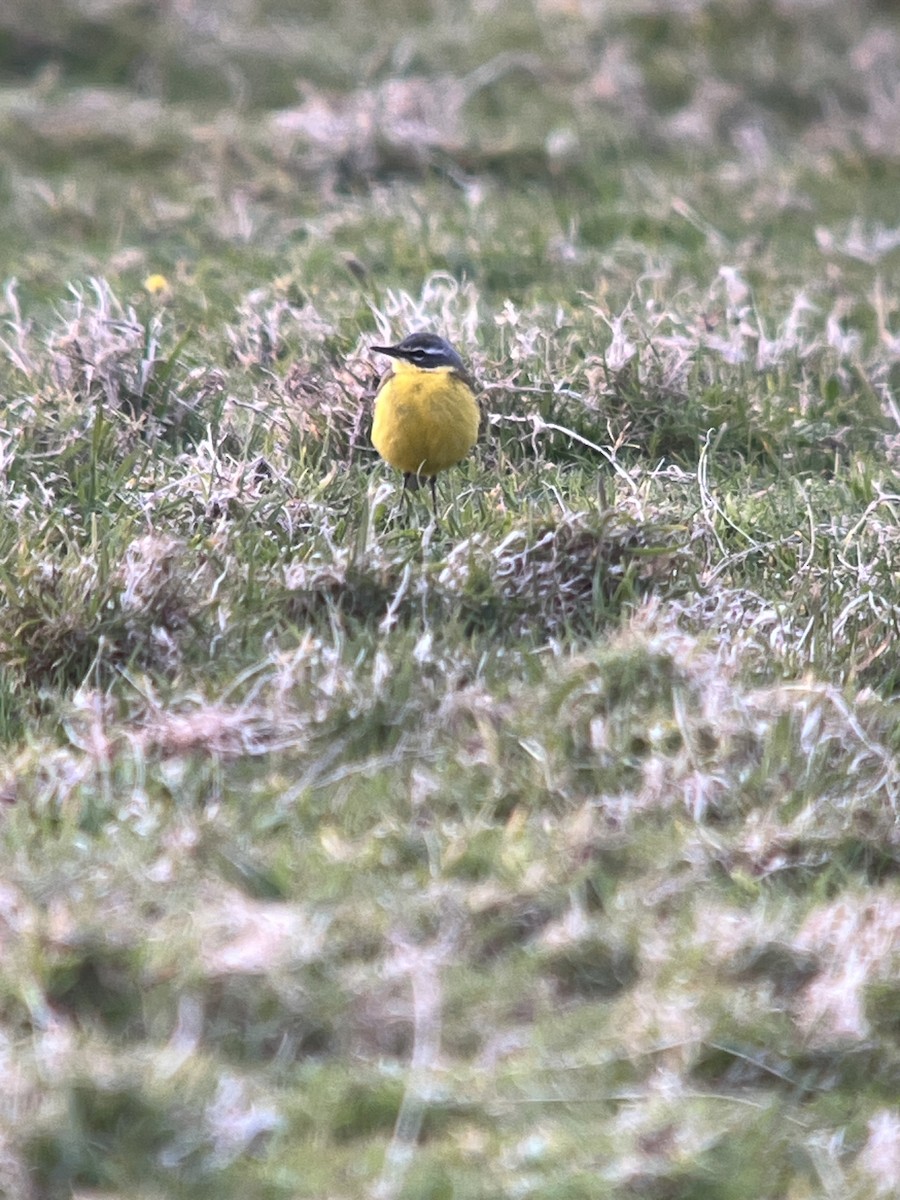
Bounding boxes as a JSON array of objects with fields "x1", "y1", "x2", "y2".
[{"x1": 1, "y1": 1, "x2": 900, "y2": 1198}]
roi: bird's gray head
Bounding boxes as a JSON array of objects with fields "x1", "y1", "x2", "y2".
[{"x1": 371, "y1": 332, "x2": 466, "y2": 371}]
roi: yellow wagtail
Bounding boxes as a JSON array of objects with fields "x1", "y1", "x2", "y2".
[{"x1": 370, "y1": 332, "x2": 480, "y2": 514}]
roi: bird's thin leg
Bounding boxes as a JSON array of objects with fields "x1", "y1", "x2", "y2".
[
  {"x1": 400, "y1": 473, "x2": 415, "y2": 521},
  {"x1": 430, "y1": 476, "x2": 439, "y2": 523}
]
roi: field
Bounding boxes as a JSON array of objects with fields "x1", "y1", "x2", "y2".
[{"x1": 1, "y1": 1, "x2": 899, "y2": 1197}]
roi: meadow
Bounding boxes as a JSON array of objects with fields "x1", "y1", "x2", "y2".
[{"x1": 0, "y1": 1, "x2": 898, "y2": 1197}]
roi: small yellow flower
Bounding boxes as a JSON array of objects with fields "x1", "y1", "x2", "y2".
[{"x1": 144, "y1": 273, "x2": 170, "y2": 297}]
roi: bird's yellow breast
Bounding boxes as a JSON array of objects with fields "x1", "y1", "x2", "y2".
[{"x1": 372, "y1": 361, "x2": 480, "y2": 477}]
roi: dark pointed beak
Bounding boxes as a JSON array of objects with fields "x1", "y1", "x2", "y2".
[{"x1": 371, "y1": 344, "x2": 401, "y2": 358}]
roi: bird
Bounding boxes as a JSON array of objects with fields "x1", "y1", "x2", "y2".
[{"x1": 370, "y1": 332, "x2": 480, "y2": 516}]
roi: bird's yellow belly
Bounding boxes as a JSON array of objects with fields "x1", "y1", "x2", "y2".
[{"x1": 372, "y1": 372, "x2": 479, "y2": 477}]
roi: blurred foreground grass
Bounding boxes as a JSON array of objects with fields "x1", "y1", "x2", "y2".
[{"x1": 0, "y1": 1, "x2": 899, "y2": 1198}]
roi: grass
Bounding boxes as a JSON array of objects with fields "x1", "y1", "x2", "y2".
[{"x1": 1, "y1": 1, "x2": 899, "y2": 1197}]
